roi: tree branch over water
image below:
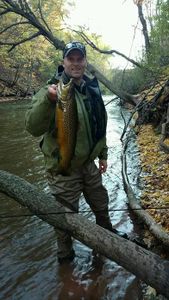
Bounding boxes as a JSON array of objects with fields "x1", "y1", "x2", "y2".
[
  {"x1": 72, "y1": 29, "x2": 142, "y2": 68},
  {"x1": 0, "y1": 169, "x2": 169, "y2": 299}
]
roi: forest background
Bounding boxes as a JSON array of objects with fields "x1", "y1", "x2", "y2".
[{"x1": 0, "y1": 0, "x2": 168, "y2": 96}]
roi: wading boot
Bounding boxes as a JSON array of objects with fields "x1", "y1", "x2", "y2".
[{"x1": 95, "y1": 212, "x2": 129, "y2": 239}]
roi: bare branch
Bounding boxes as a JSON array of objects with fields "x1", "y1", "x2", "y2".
[
  {"x1": 0, "y1": 0, "x2": 65, "y2": 51},
  {"x1": 87, "y1": 62, "x2": 137, "y2": 105},
  {"x1": 73, "y1": 29, "x2": 142, "y2": 68},
  {"x1": 38, "y1": 0, "x2": 52, "y2": 33},
  {"x1": 0, "y1": 21, "x2": 30, "y2": 35},
  {"x1": 0, "y1": 31, "x2": 41, "y2": 52}
]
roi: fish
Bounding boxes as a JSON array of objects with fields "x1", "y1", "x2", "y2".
[{"x1": 56, "y1": 79, "x2": 77, "y2": 175}]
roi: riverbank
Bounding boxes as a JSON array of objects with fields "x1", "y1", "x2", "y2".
[
  {"x1": 132, "y1": 77, "x2": 169, "y2": 299},
  {"x1": 136, "y1": 124, "x2": 169, "y2": 300},
  {"x1": 135, "y1": 77, "x2": 169, "y2": 242},
  {"x1": 137, "y1": 125, "x2": 169, "y2": 234}
]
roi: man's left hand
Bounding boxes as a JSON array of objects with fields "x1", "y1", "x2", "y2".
[{"x1": 99, "y1": 159, "x2": 107, "y2": 174}]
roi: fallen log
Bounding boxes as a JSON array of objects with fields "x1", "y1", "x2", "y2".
[
  {"x1": 0, "y1": 170, "x2": 169, "y2": 298},
  {"x1": 87, "y1": 63, "x2": 138, "y2": 106},
  {"x1": 121, "y1": 136, "x2": 169, "y2": 248}
]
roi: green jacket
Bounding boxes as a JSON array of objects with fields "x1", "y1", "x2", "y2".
[{"x1": 25, "y1": 72, "x2": 108, "y2": 173}]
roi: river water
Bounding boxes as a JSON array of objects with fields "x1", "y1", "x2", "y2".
[{"x1": 0, "y1": 97, "x2": 143, "y2": 300}]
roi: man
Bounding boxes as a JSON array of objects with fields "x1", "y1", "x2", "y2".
[{"x1": 25, "y1": 41, "x2": 127, "y2": 263}]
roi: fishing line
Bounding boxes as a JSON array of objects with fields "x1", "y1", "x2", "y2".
[
  {"x1": 0, "y1": 206, "x2": 169, "y2": 219},
  {"x1": 105, "y1": 96, "x2": 118, "y2": 106}
]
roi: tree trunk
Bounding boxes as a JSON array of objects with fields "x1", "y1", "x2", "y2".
[
  {"x1": 87, "y1": 63, "x2": 138, "y2": 105},
  {"x1": 0, "y1": 170, "x2": 169, "y2": 298},
  {"x1": 137, "y1": 3, "x2": 151, "y2": 54}
]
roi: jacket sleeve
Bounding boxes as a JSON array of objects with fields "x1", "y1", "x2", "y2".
[
  {"x1": 98, "y1": 137, "x2": 108, "y2": 160},
  {"x1": 25, "y1": 85, "x2": 55, "y2": 137}
]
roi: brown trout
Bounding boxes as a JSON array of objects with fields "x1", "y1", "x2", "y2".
[{"x1": 56, "y1": 79, "x2": 77, "y2": 175}]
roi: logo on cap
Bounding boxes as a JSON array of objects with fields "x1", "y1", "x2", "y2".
[{"x1": 63, "y1": 42, "x2": 86, "y2": 58}]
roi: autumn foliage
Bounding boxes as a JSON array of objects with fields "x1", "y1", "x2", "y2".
[{"x1": 136, "y1": 77, "x2": 169, "y2": 233}]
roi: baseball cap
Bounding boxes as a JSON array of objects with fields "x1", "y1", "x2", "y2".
[{"x1": 63, "y1": 41, "x2": 86, "y2": 58}]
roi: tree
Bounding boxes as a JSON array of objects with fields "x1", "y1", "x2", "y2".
[
  {"x1": 0, "y1": 0, "x2": 69, "y2": 92},
  {"x1": 0, "y1": 169, "x2": 169, "y2": 299},
  {"x1": 134, "y1": 0, "x2": 151, "y2": 54},
  {"x1": 149, "y1": 0, "x2": 169, "y2": 67},
  {"x1": 0, "y1": 0, "x2": 141, "y2": 103}
]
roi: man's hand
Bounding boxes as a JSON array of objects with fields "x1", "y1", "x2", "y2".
[
  {"x1": 99, "y1": 159, "x2": 107, "y2": 174},
  {"x1": 48, "y1": 84, "x2": 58, "y2": 103}
]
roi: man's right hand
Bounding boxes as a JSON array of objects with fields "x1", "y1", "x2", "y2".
[{"x1": 48, "y1": 84, "x2": 58, "y2": 103}]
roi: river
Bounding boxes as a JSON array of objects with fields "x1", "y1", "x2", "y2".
[{"x1": 0, "y1": 97, "x2": 143, "y2": 300}]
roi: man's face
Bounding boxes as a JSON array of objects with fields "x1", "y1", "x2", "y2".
[{"x1": 63, "y1": 50, "x2": 86, "y2": 80}]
